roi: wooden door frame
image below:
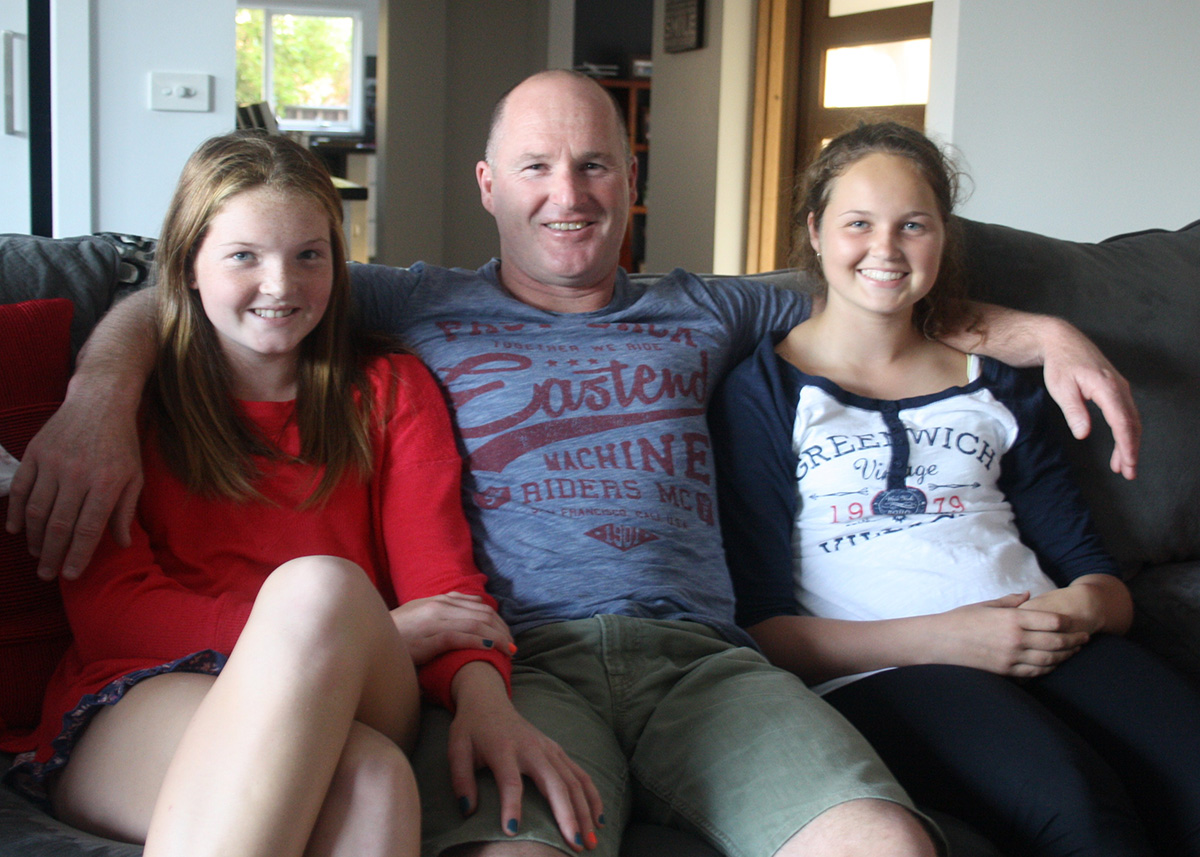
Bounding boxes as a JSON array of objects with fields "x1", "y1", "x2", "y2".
[
  {"x1": 746, "y1": 0, "x2": 802, "y2": 274},
  {"x1": 746, "y1": 0, "x2": 931, "y2": 273}
]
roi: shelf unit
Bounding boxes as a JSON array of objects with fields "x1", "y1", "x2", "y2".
[{"x1": 599, "y1": 78, "x2": 650, "y2": 272}]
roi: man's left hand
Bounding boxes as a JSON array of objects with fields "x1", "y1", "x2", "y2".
[{"x1": 1042, "y1": 318, "x2": 1141, "y2": 480}]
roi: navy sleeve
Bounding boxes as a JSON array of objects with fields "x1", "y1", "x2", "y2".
[
  {"x1": 987, "y1": 359, "x2": 1120, "y2": 585},
  {"x1": 710, "y1": 337, "x2": 807, "y2": 627}
]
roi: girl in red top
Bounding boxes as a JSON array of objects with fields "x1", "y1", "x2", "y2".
[{"x1": 8, "y1": 132, "x2": 601, "y2": 856}]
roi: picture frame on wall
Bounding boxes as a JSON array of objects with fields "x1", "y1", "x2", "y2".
[{"x1": 664, "y1": 0, "x2": 704, "y2": 53}]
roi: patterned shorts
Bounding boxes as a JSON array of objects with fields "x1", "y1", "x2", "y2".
[{"x1": 5, "y1": 649, "x2": 227, "y2": 806}]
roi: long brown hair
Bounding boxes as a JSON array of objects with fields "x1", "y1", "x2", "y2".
[
  {"x1": 793, "y1": 121, "x2": 977, "y2": 341},
  {"x1": 152, "y1": 130, "x2": 379, "y2": 505}
]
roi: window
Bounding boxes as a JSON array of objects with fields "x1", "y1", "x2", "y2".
[
  {"x1": 236, "y1": 5, "x2": 363, "y2": 135},
  {"x1": 822, "y1": 37, "x2": 930, "y2": 108}
]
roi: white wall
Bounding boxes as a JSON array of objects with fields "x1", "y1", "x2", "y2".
[
  {"x1": 928, "y1": 0, "x2": 1200, "y2": 242},
  {"x1": 649, "y1": 0, "x2": 1200, "y2": 270},
  {"x1": 72, "y1": 0, "x2": 375, "y2": 239},
  {"x1": 58, "y1": 1, "x2": 1200, "y2": 255},
  {"x1": 0, "y1": 0, "x2": 31, "y2": 234},
  {"x1": 91, "y1": 1, "x2": 236, "y2": 237}
]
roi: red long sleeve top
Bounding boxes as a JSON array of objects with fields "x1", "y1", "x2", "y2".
[{"x1": 21, "y1": 354, "x2": 508, "y2": 764}]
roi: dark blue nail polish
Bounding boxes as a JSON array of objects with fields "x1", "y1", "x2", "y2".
[
  {"x1": 482, "y1": 638, "x2": 495, "y2": 648},
  {"x1": 507, "y1": 818, "x2": 519, "y2": 834},
  {"x1": 598, "y1": 813, "x2": 606, "y2": 827},
  {"x1": 458, "y1": 795, "x2": 471, "y2": 815},
  {"x1": 574, "y1": 832, "x2": 583, "y2": 846}
]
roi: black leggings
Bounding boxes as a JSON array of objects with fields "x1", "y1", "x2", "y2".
[{"x1": 825, "y1": 635, "x2": 1200, "y2": 857}]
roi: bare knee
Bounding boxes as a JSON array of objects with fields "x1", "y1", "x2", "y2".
[
  {"x1": 309, "y1": 723, "x2": 421, "y2": 856},
  {"x1": 779, "y1": 799, "x2": 939, "y2": 857},
  {"x1": 252, "y1": 556, "x2": 387, "y2": 645},
  {"x1": 336, "y1": 722, "x2": 419, "y2": 817}
]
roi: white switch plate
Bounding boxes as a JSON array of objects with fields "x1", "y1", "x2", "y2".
[{"x1": 149, "y1": 72, "x2": 212, "y2": 112}]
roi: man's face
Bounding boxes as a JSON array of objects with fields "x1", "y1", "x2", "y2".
[{"x1": 477, "y1": 75, "x2": 638, "y2": 311}]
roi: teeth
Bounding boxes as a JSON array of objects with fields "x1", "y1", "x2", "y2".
[
  {"x1": 547, "y1": 222, "x2": 587, "y2": 231},
  {"x1": 860, "y1": 270, "x2": 905, "y2": 282},
  {"x1": 253, "y1": 308, "x2": 295, "y2": 318}
]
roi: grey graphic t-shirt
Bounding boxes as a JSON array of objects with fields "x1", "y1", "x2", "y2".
[{"x1": 351, "y1": 260, "x2": 809, "y2": 645}]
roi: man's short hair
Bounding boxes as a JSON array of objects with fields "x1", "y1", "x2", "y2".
[{"x1": 483, "y1": 69, "x2": 633, "y2": 166}]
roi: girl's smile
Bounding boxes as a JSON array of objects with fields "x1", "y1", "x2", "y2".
[
  {"x1": 810, "y1": 152, "x2": 945, "y2": 321},
  {"x1": 190, "y1": 187, "x2": 333, "y2": 399}
]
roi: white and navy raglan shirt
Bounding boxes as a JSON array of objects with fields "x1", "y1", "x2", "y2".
[{"x1": 711, "y1": 334, "x2": 1118, "y2": 690}]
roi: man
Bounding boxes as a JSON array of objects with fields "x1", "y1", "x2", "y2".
[{"x1": 9, "y1": 70, "x2": 1139, "y2": 857}]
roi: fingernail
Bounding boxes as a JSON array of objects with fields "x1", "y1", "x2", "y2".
[
  {"x1": 585, "y1": 830, "x2": 598, "y2": 849},
  {"x1": 63, "y1": 566, "x2": 79, "y2": 581},
  {"x1": 508, "y1": 642, "x2": 519, "y2": 655},
  {"x1": 37, "y1": 566, "x2": 54, "y2": 582},
  {"x1": 598, "y1": 813, "x2": 606, "y2": 828},
  {"x1": 458, "y1": 795, "x2": 471, "y2": 816},
  {"x1": 506, "y1": 818, "x2": 519, "y2": 834},
  {"x1": 574, "y1": 833, "x2": 583, "y2": 848},
  {"x1": 482, "y1": 639, "x2": 495, "y2": 648}
]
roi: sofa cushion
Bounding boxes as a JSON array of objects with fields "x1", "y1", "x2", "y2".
[
  {"x1": 960, "y1": 218, "x2": 1200, "y2": 571},
  {"x1": 1128, "y1": 559, "x2": 1200, "y2": 684},
  {"x1": 0, "y1": 233, "x2": 131, "y2": 357},
  {"x1": 0, "y1": 299, "x2": 75, "y2": 740},
  {"x1": 1, "y1": 751, "x2": 143, "y2": 856}
]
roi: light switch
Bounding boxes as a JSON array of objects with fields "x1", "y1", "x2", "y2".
[{"x1": 149, "y1": 72, "x2": 212, "y2": 112}]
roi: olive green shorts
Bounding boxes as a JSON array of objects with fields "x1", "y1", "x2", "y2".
[{"x1": 415, "y1": 615, "x2": 922, "y2": 857}]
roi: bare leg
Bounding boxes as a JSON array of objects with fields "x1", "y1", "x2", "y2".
[
  {"x1": 52, "y1": 672, "x2": 215, "y2": 841},
  {"x1": 305, "y1": 721, "x2": 420, "y2": 857},
  {"x1": 54, "y1": 556, "x2": 420, "y2": 857},
  {"x1": 777, "y1": 799, "x2": 939, "y2": 857}
]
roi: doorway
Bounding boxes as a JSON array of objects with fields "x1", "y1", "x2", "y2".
[
  {"x1": 747, "y1": 0, "x2": 932, "y2": 271},
  {"x1": 796, "y1": 0, "x2": 931, "y2": 168}
]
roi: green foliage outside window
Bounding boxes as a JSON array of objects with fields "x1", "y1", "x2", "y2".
[
  {"x1": 236, "y1": 7, "x2": 355, "y2": 125},
  {"x1": 235, "y1": 8, "x2": 265, "y2": 107}
]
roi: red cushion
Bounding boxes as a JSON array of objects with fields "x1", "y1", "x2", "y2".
[{"x1": 0, "y1": 298, "x2": 74, "y2": 739}]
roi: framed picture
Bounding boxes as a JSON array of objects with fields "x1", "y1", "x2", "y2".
[{"x1": 664, "y1": 0, "x2": 704, "y2": 53}]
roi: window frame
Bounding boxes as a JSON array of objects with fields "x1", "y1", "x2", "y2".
[{"x1": 237, "y1": 3, "x2": 365, "y2": 136}]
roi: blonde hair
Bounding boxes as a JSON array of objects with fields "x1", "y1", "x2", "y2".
[{"x1": 152, "y1": 130, "x2": 381, "y2": 505}]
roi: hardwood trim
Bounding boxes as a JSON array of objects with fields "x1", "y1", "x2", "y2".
[{"x1": 746, "y1": 0, "x2": 802, "y2": 273}]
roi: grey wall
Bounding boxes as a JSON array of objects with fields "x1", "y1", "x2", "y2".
[
  {"x1": 643, "y1": 0, "x2": 723, "y2": 273},
  {"x1": 644, "y1": 0, "x2": 755, "y2": 274},
  {"x1": 441, "y1": 0, "x2": 551, "y2": 268},
  {"x1": 375, "y1": 0, "x2": 556, "y2": 268},
  {"x1": 375, "y1": 0, "x2": 449, "y2": 266}
]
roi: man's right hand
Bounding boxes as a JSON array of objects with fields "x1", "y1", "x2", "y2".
[{"x1": 5, "y1": 379, "x2": 143, "y2": 581}]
